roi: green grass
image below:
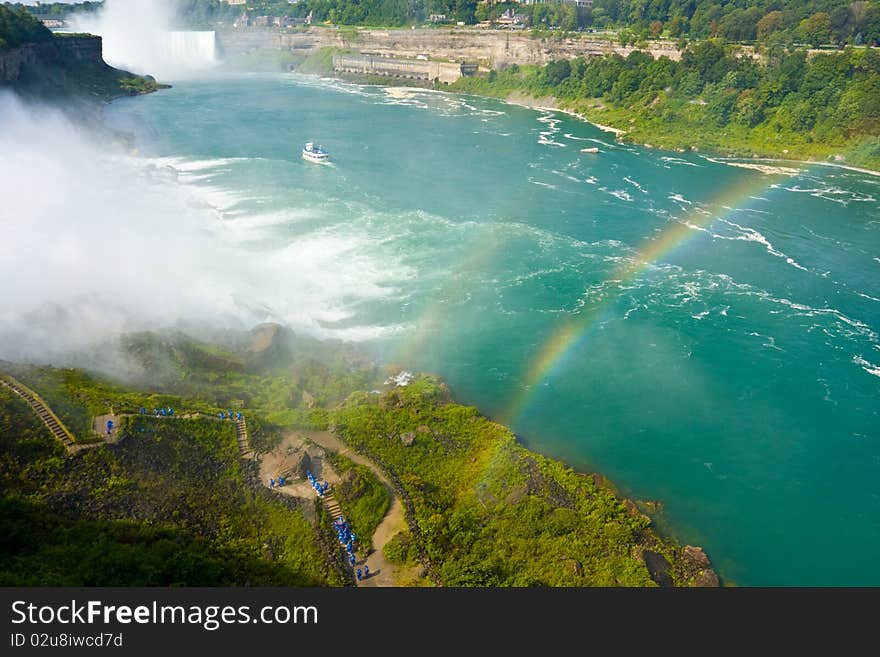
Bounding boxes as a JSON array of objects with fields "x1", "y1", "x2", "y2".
[
  {"x1": 0, "y1": 403, "x2": 340, "y2": 585},
  {"x1": 332, "y1": 376, "x2": 700, "y2": 586},
  {"x1": 0, "y1": 386, "x2": 66, "y2": 495},
  {"x1": 296, "y1": 46, "x2": 351, "y2": 76}
]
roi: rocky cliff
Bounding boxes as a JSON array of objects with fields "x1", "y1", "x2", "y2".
[
  {"x1": 0, "y1": 36, "x2": 104, "y2": 84},
  {"x1": 0, "y1": 35, "x2": 164, "y2": 102},
  {"x1": 217, "y1": 27, "x2": 681, "y2": 69}
]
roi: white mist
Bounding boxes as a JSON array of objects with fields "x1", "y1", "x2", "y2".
[{"x1": 72, "y1": 0, "x2": 216, "y2": 80}]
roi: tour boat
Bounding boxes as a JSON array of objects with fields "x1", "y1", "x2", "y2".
[
  {"x1": 302, "y1": 141, "x2": 330, "y2": 163},
  {"x1": 580, "y1": 147, "x2": 600, "y2": 154}
]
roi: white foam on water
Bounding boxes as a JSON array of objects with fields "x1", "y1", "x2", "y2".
[
  {"x1": 623, "y1": 176, "x2": 649, "y2": 194},
  {"x1": 660, "y1": 156, "x2": 700, "y2": 168},
  {"x1": 539, "y1": 135, "x2": 567, "y2": 147},
  {"x1": 668, "y1": 193, "x2": 692, "y2": 205},
  {"x1": 681, "y1": 220, "x2": 710, "y2": 234},
  {"x1": 717, "y1": 218, "x2": 810, "y2": 272},
  {"x1": 213, "y1": 209, "x2": 318, "y2": 240},
  {"x1": 853, "y1": 356, "x2": 880, "y2": 377},
  {"x1": 183, "y1": 184, "x2": 251, "y2": 211},
  {"x1": 748, "y1": 332, "x2": 784, "y2": 351},
  {"x1": 551, "y1": 170, "x2": 582, "y2": 183},
  {"x1": 607, "y1": 189, "x2": 633, "y2": 202},
  {"x1": 0, "y1": 93, "x2": 415, "y2": 359},
  {"x1": 150, "y1": 157, "x2": 249, "y2": 172},
  {"x1": 782, "y1": 185, "x2": 876, "y2": 205},
  {"x1": 754, "y1": 294, "x2": 877, "y2": 341}
]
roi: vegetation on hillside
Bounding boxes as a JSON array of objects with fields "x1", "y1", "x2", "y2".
[
  {"x1": 170, "y1": 0, "x2": 880, "y2": 45},
  {"x1": 15, "y1": 0, "x2": 880, "y2": 44},
  {"x1": 0, "y1": 5, "x2": 51, "y2": 50},
  {"x1": 333, "y1": 377, "x2": 706, "y2": 586},
  {"x1": 0, "y1": 381, "x2": 343, "y2": 586},
  {"x1": 0, "y1": 326, "x2": 717, "y2": 586},
  {"x1": 451, "y1": 39, "x2": 880, "y2": 169},
  {"x1": 155, "y1": 0, "x2": 880, "y2": 44}
]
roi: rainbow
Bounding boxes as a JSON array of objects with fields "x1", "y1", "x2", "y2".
[{"x1": 503, "y1": 165, "x2": 802, "y2": 424}]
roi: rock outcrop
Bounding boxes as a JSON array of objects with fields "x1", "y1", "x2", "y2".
[
  {"x1": 679, "y1": 545, "x2": 720, "y2": 587},
  {"x1": 216, "y1": 27, "x2": 682, "y2": 70},
  {"x1": 0, "y1": 36, "x2": 104, "y2": 84}
]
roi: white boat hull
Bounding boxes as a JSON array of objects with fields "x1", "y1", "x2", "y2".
[
  {"x1": 303, "y1": 151, "x2": 330, "y2": 163},
  {"x1": 302, "y1": 142, "x2": 330, "y2": 163}
]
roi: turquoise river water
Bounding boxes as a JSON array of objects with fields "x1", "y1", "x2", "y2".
[{"x1": 106, "y1": 73, "x2": 880, "y2": 585}]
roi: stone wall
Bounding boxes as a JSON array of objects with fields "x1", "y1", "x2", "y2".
[
  {"x1": 216, "y1": 27, "x2": 682, "y2": 69},
  {"x1": 333, "y1": 54, "x2": 466, "y2": 83}
]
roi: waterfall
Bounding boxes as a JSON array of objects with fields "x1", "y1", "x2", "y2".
[
  {"x1": 72, "y1": 1, "x2": 219, "y2": 79},
  {"x1": 162, "y1": 31, "x2": 217, "y2": 69}
]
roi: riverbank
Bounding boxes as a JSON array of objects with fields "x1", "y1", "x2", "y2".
[
  {"x1": 514, "y1": 95, "x2": 880, "y2": 176},
  {"x1": 285, "y1": 40, "x2": 879, "y2": 173},
  {"x1": 316, "y1": 63, "x2": 879, "y2": 173}
]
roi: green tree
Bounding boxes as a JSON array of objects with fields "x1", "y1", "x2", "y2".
[
  {"x1": 0, "y1": 6, "x2": 53, "y2": 50},
  {"x1": 757, "y1": 10, "x2": 784, "y2": 43},
  {"x1": 668, "y1": 15, "x2": 687, "y2": 37},
  {"x1": 799, "y1": 12, "x2": 832, "y2": 47},
  {"x1": 734, "y1": 90, "x2": 764, "y2": 127}
]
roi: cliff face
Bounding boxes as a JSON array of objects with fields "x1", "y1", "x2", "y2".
[
  {"x1": 0, "y1": 36, "x2": 105, "y2": 84},
  {"x1": 0, "y1": 35, "x2": 162, "y2": 102},
  {"x1": 217, "y1": 27, "x2": 682, "y2": 68}
]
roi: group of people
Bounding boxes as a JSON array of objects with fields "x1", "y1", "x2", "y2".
[
  {"x1": 306, "y1": 470, "x2": 329, "y2": 497},
  {"x1": 268, "y1": 475, "x2": 286, "y2": 488},
  {"x1": 138, "y1": 406, "x2": 244, "y2": 422},
  {"x1": 141, "y1": 407, "x2": 174, "y2": 417},
  {"x1": 333, "y1": 517, "x2": 370, "y2": 581}
]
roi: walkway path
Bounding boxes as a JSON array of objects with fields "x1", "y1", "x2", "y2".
[
  {"x1": 260, "y1": 430, "x2": 408, "y2": 586},
  {"x1": 0, "y1": 371, "x2": 252, "y2": 459},
  {"x1": 2, "y1": 370, "x2": 406, "y2": 584},
  {"x1": 303, "y1": 430, "x2": 408, "y2": 587},
  {"x1": 0, "y1": 374, "x2": 76, "y2": 452}
]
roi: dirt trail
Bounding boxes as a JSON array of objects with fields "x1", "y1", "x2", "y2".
[{"x1": 293, "y1": 430, "x2": 409, "y2": 587}]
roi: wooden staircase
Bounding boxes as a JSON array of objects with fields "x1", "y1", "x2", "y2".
[
  {"x1": 0, "y1": 375, "x2": 75, "y2": 452},
  {"x1": 323, "y1": 488, "x2": 344, "y2": 522},
  {"x1": 234, "y1": 416, "x2": 252, "y2": 458}
]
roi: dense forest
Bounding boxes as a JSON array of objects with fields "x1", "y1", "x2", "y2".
[
  {"x1": 590, "y1": 0, "x2": 880, "y2": 44},
  {"x1": 12, "y1": 0, "x2": 880, "y2": 44},
  {"x1": 451, "y1": 39, "x2": 880, "y2": 167},
  {"x1": 182, "y1": 0, "x2": 880, "y2": 43},
  {"x1": 172, "y1": 0, "x2": 880, "y2": 45}
]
